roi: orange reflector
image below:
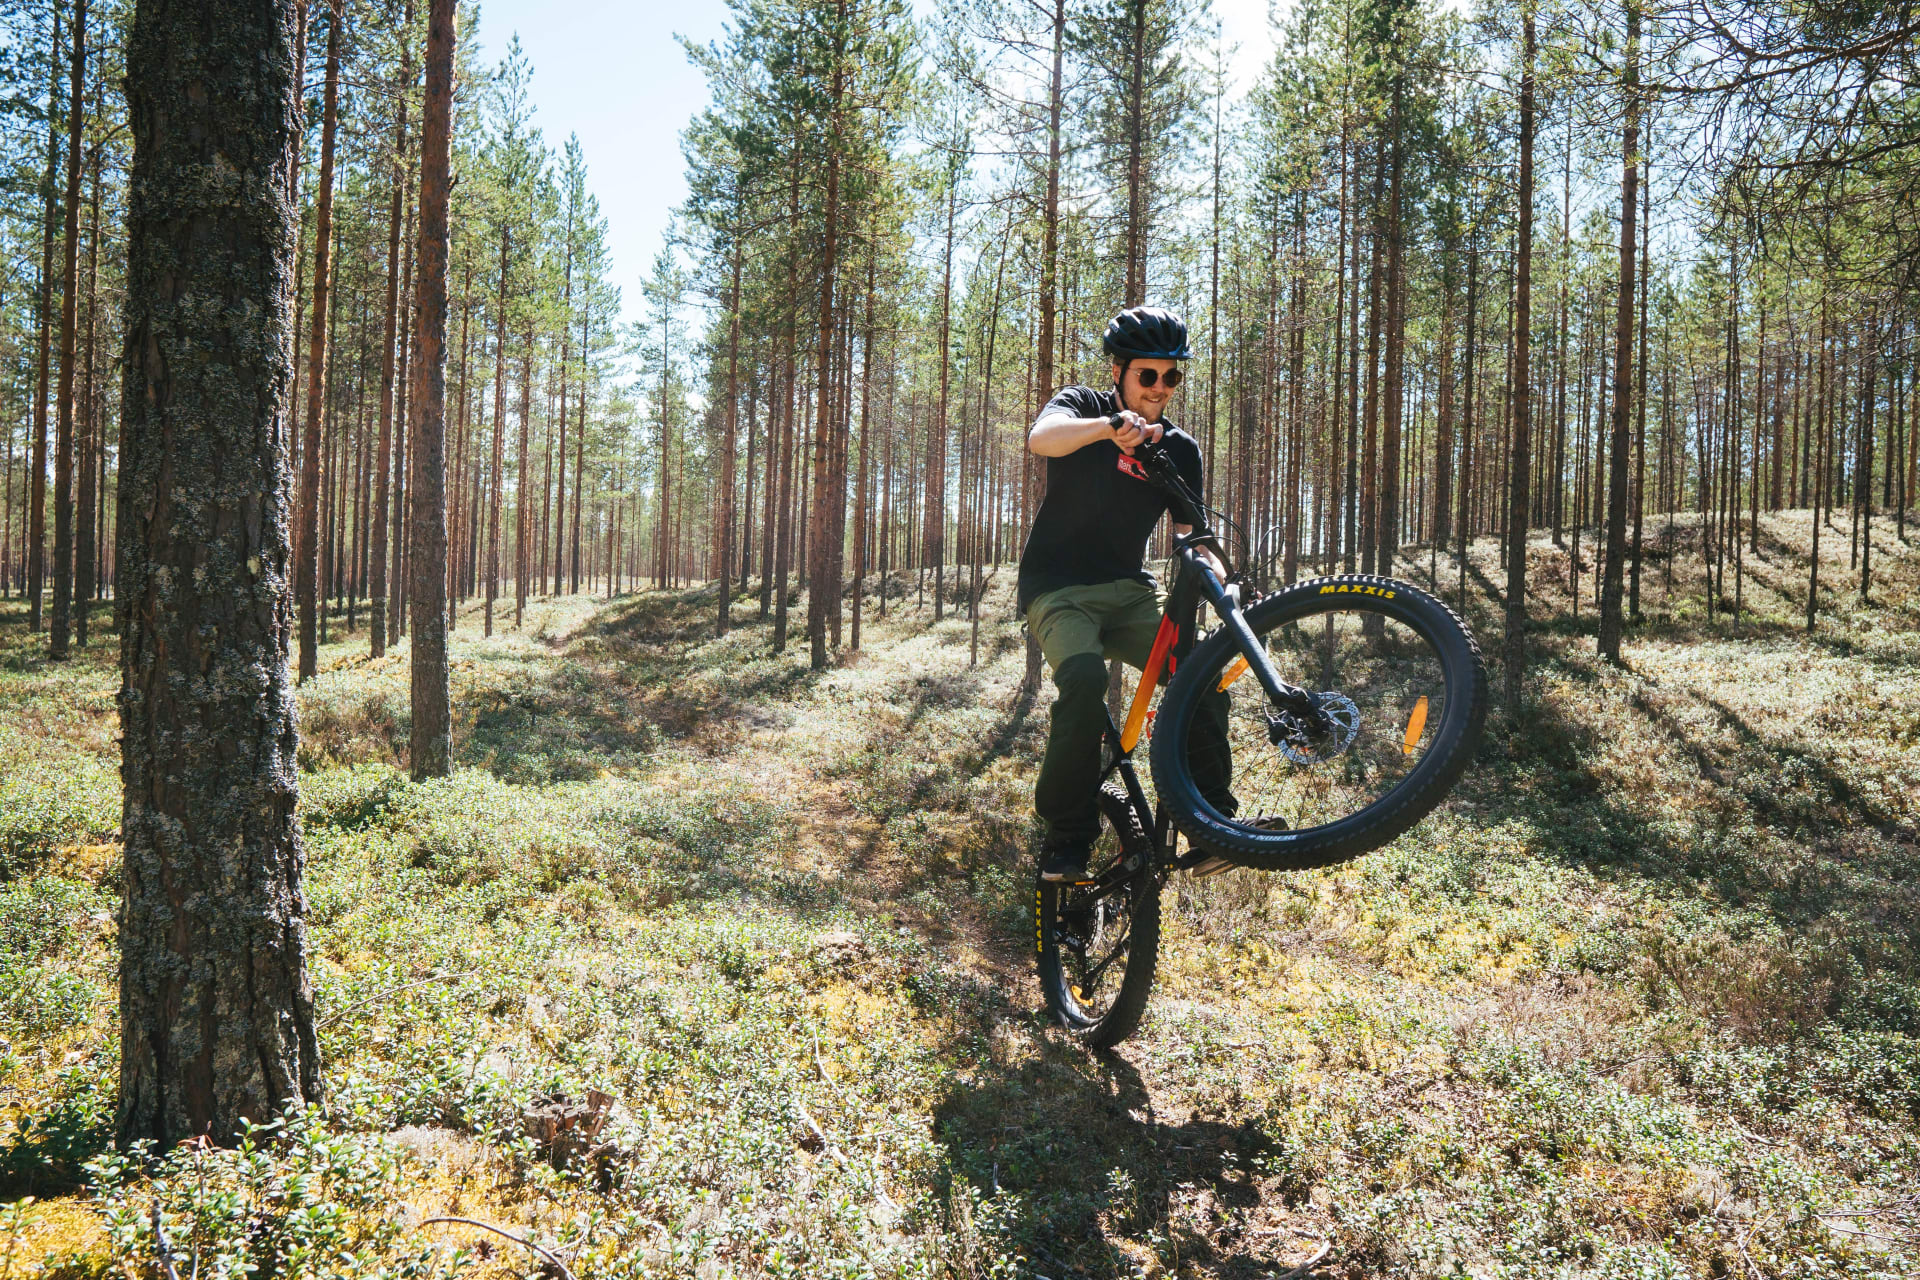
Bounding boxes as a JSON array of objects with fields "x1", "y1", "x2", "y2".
[
  {"x1": 1403, "y1": 696, "x2": 1429, "y2": 754},
  {"x1": 1217, "y1": 656, "x2": 1249, "y2": 691}
]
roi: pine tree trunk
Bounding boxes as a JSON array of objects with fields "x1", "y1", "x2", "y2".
[
  {"x1": 1284, "y1": 203, "x2": 1306, "y2": 585},
  {"x1": 370, "y1": 39, "x2": 407, "y2": 658},
  {"x1": 851, "y1": 267, "x2": 875, "y2": 652},
  {"x1": 553, "y1": 232, "x2": 571, "y2": 595},
  {"x1": 1434, "y1": 250, "x2": 1456, "y2": 553},
  {"x1": 806, "y1": 1, "x2": 846, "y2": 668},
  {"x1": 572, "y1": 297, "x2": 587, "y2": 595},
  {"x1": 1334, "y1": 109, "x2": 1352, "y2": 573},
  {"x1": 28, "y1": 2, "x2": 62, "y2": 636},
  {"x1": 1503, "y1": 8, "x2": 1536, "y2": 709},
  {"x1": 1377, "y1": 76, "x2": 1406, "y2": 579},
  {"x1": 49, "y1": 0, "x2": 86, "y2": 659},
  {"x1": 1460, "y1": 231, "x2": 1477, "y2": 598},
  {"x1": 1123, "y1": 0, "x2": 1146, "y2": 303},
  {"x1": 740, "y1": 365, "x2": 758, "y2": 585},
  {"x1": 1859, "y1": 311, "x2": 1875, "y2": 603},
  {"x1": 296, "y1": 0, "x2": 341, "y2": 681},
  {"x1": 392, "y1": 200, "x2": 414, "y2": 642},
  {"x1": 1360, "y1": 146, "x2": 1384, "y2": 574},
  {"x1": 928, "y1": 179, "x2": 956, "y2": 621},
  {"x1": 118, "y1": 0, "x2": 321, "y2": 1148},
  {"x1": 772, "y1": 330, "x2": 797, "y2": 649},
  {"x1": 410, "y1": 0, "x2": 454, "y2": 779},
  {"x1": 1022, "y1": 0, "x2": 1066, "y2": 689},
  {"x1": 1598, "y1": 2, "x2": 1639, "y2": 663},
  {"x1": 717, "y1": 241, "x2": 742, "y2": 634},
  {"x1": 487, "y1": 226, "x2": 508, "y2": 635},
  {"x1": 516, "y1": 322, "x2": 532, "y2": 627},
  {"x1": 1630, "y1": 166, "x2": 1650, "y2": 619},
  {"x1": 76, "y1": 130, "x2": 102, "y2": 646}
]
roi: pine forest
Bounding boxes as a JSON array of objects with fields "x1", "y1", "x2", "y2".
[{"x1": 0, "y1": 0, "x2": 1916, "y2": 1274}]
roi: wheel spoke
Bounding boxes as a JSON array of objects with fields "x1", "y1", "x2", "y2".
[{"x1": 1205, "y1": 603, "x2": 1452, "y2": 837}]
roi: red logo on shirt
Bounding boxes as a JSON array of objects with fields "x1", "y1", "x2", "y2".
[{"x1": 1116, "y1": 452, "x2": 1149, "y2": 482}]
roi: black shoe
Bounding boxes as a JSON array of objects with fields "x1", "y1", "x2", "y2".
[
  {"x1": 1189, "y1": 814, "x2": 1287, "y2": 879},
  {"x1": 1040, "y1": 844, "x2": 1095, "y2": 884}
]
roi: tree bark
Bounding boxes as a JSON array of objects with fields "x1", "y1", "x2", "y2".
[
  {"x1": 50, "y1": 0, "x2": 86, "y2": 659},
  {"x1": 118, "y1": 0, "x2": 321, "y2": 1149},
  {"x1": 1599, "y1": 0, "x2": 1639, "y2": 664},
  {"x1": 28, "y1": 2, "x2": 62, "y2": 635},
  {"x1": 370, "y1": 2, "x2": 411, "y2": 659},
  {"x1": 927, "y1": 175, "x2": 957, "y2": 621},
  {"x1": 1630, "y1": 160, "x2": 1649, "y2": 620},
  {"x1": 1503, "y1": 7, "x2": 1536, "y2": 709},
  {"x1": 296, "y1": 0, "x2": 341, "y2": 681},
  {"x1": 1123, "y1": 0, "x2": 1147, "y2": 304},
  {"x1": 410, "y1": 0, "x2": 455, "y2": 780},
  {"x1": 486, "y1": 225, "x2": 508, "y2": 635},
  {"x1": 851, "y1": 263, "x2": 875, "y2": 652},
  {"x1": 807, "y1": 0, "x2": 847, "y2": 669},
  {"x1": 1378, "y1": 71, "x2": 1406, "y2": 579},
  {"x1": 718, "y1": 239, "x2": 742, "y2": 635},
  {"x1": 516, "y1": 321, "x2": 532, "y2": 627},
  {"x1": 572, "y1": 295, "x2": 588, "y2": 595},
  {"x1": 76, "y1": 120, "x2": 103, "y2": 645},
  {"x1": 1023, "y1": 0, "x2": 1066, "y2": 690},
  {"x1": 1360, "y1": 145, "x2": 1384, "y2": 574}
]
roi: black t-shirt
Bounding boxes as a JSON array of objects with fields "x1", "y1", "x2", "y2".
[{"x1": 1016, "y1": 385, "x2": 1206, "y2": 612}]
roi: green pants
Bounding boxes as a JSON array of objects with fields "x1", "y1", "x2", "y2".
[{"x1": 1027, "y1": 580, "x2": 1235, "y2": 849}]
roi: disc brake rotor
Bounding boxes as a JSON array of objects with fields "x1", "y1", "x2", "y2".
[{"x1": 1272, "y1": 692, "x2": 1361, "y2": 765}]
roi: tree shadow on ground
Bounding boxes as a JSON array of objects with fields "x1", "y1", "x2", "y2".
[
  {"x1": 932, "y1": 1043, "x2": 1329, "y2": 1279},
  {"x1": 452, "y1": 591, "x2": 829, "y2": 777},
  {"x1": 1451, "y1": 647, "x2": 1920, "y2": 1010},
  {"x1": 0, "y1": 1071, "x2": 112, "y2": 1199}
]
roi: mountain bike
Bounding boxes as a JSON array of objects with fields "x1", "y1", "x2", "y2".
[{"x1": 1035, "y1": 439, "x2": 1488, "y2": 1047}]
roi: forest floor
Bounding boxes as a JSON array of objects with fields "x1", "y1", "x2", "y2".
[{"x1": 1, "y1": 508, "x2": 1917, "y2": 1280}]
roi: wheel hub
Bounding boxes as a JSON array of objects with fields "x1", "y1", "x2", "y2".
[{"x1": 1267, "y1": 692, "x2": 1361, "y2": 764}]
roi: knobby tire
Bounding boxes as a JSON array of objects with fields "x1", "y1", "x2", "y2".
[
  {"x1": 1150, "y1": 573, "x2": 1487, "y2": 871},
  {"x1": 1035, "y1": 785, "x2": 1160, "y2": 1048}
]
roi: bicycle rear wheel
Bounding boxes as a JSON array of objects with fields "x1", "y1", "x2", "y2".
[
  {"x1": 1035, "y1": 785, "x2": 1160, "y2": 1048},
  {"x1": 1149, "y1": 574, "x2": 1487, "y2": 871}
]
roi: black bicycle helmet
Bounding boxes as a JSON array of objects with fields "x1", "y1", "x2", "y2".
[{"x1": 1102, "y1": 305, "x2": 1191, "y2": 360}]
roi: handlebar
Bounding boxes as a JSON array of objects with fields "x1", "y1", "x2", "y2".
[{"x1": 1129, "y1": 436, "x2": 1238, "y2": 582}]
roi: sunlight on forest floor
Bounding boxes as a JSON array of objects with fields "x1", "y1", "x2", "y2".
[{"x1": 0, "y1": 510, "x2": 1916, "y2": 1278}]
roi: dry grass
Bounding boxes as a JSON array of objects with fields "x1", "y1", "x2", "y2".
[{"x1": 0, "y1": 508, "x2": 1915, "y2": 1277}]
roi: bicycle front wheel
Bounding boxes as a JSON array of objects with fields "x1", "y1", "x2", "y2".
[
  {"x1": 1149, "y1": 574, "x2": 1487, "y2": 871},
  {"x1": 1035, "y1": 786, "x2": 1160, "y2": 1048}
]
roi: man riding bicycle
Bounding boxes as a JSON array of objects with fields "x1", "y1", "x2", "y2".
[{"x1": 1020, "y1": 305, "x2": 1236, "y2": 885}]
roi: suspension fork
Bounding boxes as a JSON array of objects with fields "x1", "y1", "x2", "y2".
[{"x1": 1176, "y1": 545, "x2": 1325, "y2": 722}]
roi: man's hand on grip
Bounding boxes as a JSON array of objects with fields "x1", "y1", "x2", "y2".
[{"x1": 1109, "y1": 409, "x2": 1163, "y2": 456}]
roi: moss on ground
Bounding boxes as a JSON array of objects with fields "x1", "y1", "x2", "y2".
[{"x1": 0, "y1": 510, "x2": 1916, "y2": 1277}]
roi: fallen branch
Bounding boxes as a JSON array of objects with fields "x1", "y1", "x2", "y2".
[
  {"x1": 810, "y1": 1025, "x2": 847, "y2": 1101},
  {"x1": 1271, "y1": 1240, "x2": 1332, "y2": 1279},
  {"x1": 1820, "y1": 1221, "x2": 1920, "y2": 1246},
  {"x1": 149, "y1": 1205, "x2": 180, "y2": 1280},
  {"x1": 420, "y1": 1216, "x2": 578, "y2": 1280}
]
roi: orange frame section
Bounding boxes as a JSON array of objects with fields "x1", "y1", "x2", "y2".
[{"x1": 1119, "y1": 616, "x2": 1180, "y2": 753}]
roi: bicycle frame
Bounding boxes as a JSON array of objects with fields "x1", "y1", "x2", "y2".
[
  {"x1": 1084, "y1": 446, "x2": 1336, "y2": 884},
  {"x1": 1091, "y1": 541, "x2": 1282, "y2": 880}
]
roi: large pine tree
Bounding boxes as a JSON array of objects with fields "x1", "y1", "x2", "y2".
[{"x1": 116, "y1": 0, "x2": 322, "y2": 1148}]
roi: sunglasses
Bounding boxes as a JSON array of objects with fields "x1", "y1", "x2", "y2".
[{"x1": 1127, "y1": 366, "x2": 1184, "y2": 389}]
